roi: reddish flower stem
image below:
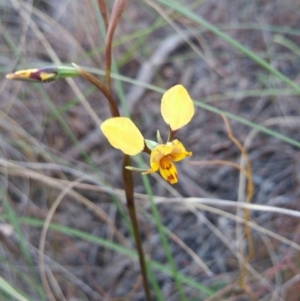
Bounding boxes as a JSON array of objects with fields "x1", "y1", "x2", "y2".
[{"x1": 122, "y1": 155, "x2": 152, "y2": 301}]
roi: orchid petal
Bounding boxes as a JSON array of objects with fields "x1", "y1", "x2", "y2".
[
  {"x1": 143, "y1": 143, "x2": 173, "y2": 174},
  {"x1": 169, "y1": 139, "x2": 192, "y2": 162},
  {"x1": 159, "y1": 158, "x2": 178, "y2": 184},
  {"x1": 100, "y1": 117, "x2": 144, "y2": 156},
  {"x1": 161, "y1": 85, "x2": 194, "y2": 131},
  {"x1": 149, "y1": 143, "x2": 173, "y2": 163}
]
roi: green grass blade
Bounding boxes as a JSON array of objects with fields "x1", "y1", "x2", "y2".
[
  {"x1": 16, "y1": 217, "x2": 215, "y2": 297},
  {"x1": 273, "y1": 35, "x2": 300, "y2": 57},
  {"x1": 1, "y1": 187, "x2": 46, "y2": 300},
  {"x1": 155, "y1": 0, "x2": 300, "y2": 95},
  {"x1": 0, "y1": 277, "x2": 34, "y2": 301},
  {"x1": 35, "y1": 85, "x2": 131, "y2": 232},
  {"x1": 136, "y1": 156, "x2": 188, "y2": 301},
  {"x1": 193, "y1": 100, "x2": 300, "y2": 148},
  {"x1": 86, "y1": 69, "x2": 300, "y2": 148}
]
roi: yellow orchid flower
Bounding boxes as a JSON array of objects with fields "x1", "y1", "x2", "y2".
[
  {"x1": 143, "y1": 139, "x2": 192, "y2": 184},
  {"x1": 100, "y1": 85, "x2": 194, "y2": 184}
]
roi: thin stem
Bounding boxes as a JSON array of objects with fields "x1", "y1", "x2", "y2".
[
  {"x1": 168, "y1": 128, "x2": 177, "y2": 142},
  {"x1": 143, "y1": 142, "x2": 151, "y2": 155},
  {"x1": 105, "y1": 0, "x2": 128, "y2": 91},
  {"x1": 97, "y1": 0, "x2": 109, "y2": 30},
  {"x1": 122, "y1": 155, "x2": 152, "y2": 301},
  {"x1": 72, "y1": 64, "x2": 120, "y2": 117}
]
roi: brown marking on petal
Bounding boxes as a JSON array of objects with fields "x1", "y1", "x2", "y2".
[
  {"x1": 33, "y1": 67, "x2": 58, "y2": 82},
  {"x1": 6, "y1": 67, "x2": 58, "y2": 83},
  {"x1": 159, "y1": 159, "x2": 178, "y2": 184},
  {"x1": 160, "y1": 158, "x2": 173, "y2": 170},
  {"x1": 167, "y1": 172, "x2": 178, "y2": 184}
]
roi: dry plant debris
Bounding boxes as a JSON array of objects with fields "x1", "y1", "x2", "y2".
[{"x1": 1, "y1": 0, "x2": 300, "y2": 300}]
